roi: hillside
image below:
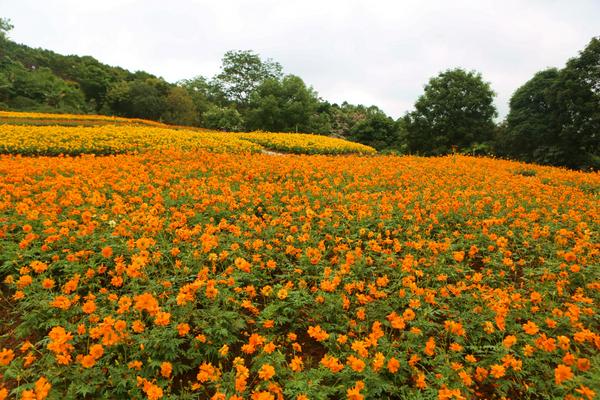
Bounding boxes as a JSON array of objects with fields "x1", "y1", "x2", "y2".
[{"x1": 0, "y1": 136, "x2": 598, "y2": 398}]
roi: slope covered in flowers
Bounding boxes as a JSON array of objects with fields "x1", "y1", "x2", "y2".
[
  {"x1": 0, "y1": 111, "x2": 169, "y2": 128},
  {"x1": 0, "y1": 151, "x2": 598, "y2": 400},
  {"x1": 0, "y1": 111, "x2": 376, "y2": 155}
]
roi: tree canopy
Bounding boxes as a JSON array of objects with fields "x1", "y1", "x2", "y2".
[
  {"x1": 404, "y1": 69, "x2": 497, "y2": 155},
  {"x1": 502, "y1": 37, "x2": 600, "y2": 169},
  {"x1": 214, "y1": 50, "x2": 283, "y2": 105}
]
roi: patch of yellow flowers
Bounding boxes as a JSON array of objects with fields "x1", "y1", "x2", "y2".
[
  {"x1": 0, "y1": 124, "x2": 376, "y2": 155},
  {"x1": 0, "y1": 125, "x2": 261, "y2": 155},
  {"x1": 0, "y1": 111, "x2": 167, "y2": 127},
  {"x1": 231, "y1": 131, "x2": 376, "y2": 155}
]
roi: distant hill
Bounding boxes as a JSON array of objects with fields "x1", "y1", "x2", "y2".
[{"x1": 0, "y1": 37, "x2": 171, "y2": 116}]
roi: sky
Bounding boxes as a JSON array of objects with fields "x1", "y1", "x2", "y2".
[{"x1": 2, "y1": 0, "x2": 599, "y2": 118}]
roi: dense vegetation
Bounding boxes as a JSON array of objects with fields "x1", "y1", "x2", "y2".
[
  {"x1": 0, "y1": 18, "x2": 598, "y2": 168},
  {"x1": 0, "y1": 112, "x2": 376, "y2": 156},
  {"x1": 1, "y1": 146, "x2": 598, "y2": 400},
  {"x1": 1, "y1": 16, "x2": 599, "y2": 399}
]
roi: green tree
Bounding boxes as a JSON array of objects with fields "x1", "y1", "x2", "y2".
[
  {"x1": 502, "y1": 37, "x2": 599, "y2": 169},
  {"x1": 214, "y1": 50, "x2": 283, "y2": 105},
  {"x1": 9, "y1": 66, "x2": 86, "y2": 112},
  {"x1": 161, "y1": 86, "x2": 197, "y2": 125},
  {"x1": 105, "y1": 79, "x2": 168, "y2": 120},
  {"x1": 552, "y1": 37, "x2": 600, "y2": 169},
  {"x1": 404, "y1": 69, "x2": 497, "y2": 155},
  {"x1": 178, "y1": 76, "x2": 224, "y2": 120},
  {"x1": 349, "y1": 108, "x2": 403, "y2": 151},
  {"x1": 500, "y1": 69, "x2": 561, "y2": 162},
  {"x1": 202, "y1": 105, "x2": 244, "y2": 131},
  {"x1": 0, "y1": 18, "x2": 13, "y2": 41},
  {"x1": 245, "y1": 75, "x2": 321, "y2": 132}
]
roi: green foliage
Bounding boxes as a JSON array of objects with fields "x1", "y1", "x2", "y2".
[
  {"x1": 0, "y1": 17, "x2": 13, "y2": 40},
  {"x1": 502, "y1": 37, "x2": 600, "y2": 170},
  {"x1": 404, "y1": 68, "x2": 497, "y2": 155},
  {"x1": 214, "y1": 50, "x2": 283, "y2": 105},
  {"x1": 161, "y1": 87, "x2": 197, "y2": 125},
  {"x1": 177, "y1": 76, "x2": 223, "y2": 117},
  {"x1": 202, "y1": 105, "x2": 245, "y2": 131},
  {"x1": 246, "y1": 75, "x2": 320, "y2": 132},
  {"x1": 348, "y1": 109, "x2": 404, "y2": 151},
  {"x1": 105, "y1": 79, "x2": 168, "y2": 120},
  {"x1": 500, "y1": 69, "x2": 562, "y2": 163}
]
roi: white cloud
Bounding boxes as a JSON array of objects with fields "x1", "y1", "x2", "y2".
[{"x1": 3, "y1": 0, "x2": 599, "y2": 118}]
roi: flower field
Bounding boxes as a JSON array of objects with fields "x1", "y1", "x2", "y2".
[
  {"x1": 0, "y1": 111, "x2": 169, "y2": 128},
  {"x1": 0, "y1": 125, "x2": 261, "y2": 155},
  {"x1": 0, "y1": 145, "x2": 598, "y2": 399},
  {"x1": 230, "y1": 132, "x2": 376, "y2": 155},
  {"x1": 0, "y1": 113, "x2": 375, "y2": 156}
]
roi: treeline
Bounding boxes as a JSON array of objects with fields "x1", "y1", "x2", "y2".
[{"x1": 0, "y1": 19, "x2": 598, "y2": 169}]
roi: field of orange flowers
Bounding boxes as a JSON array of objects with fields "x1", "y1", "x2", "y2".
[{"x1": 0, "y1": 142, "x2": 599, "y2": 399}]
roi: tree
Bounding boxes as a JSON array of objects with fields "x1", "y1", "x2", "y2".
[
  {"x1": 214, "y1": 50, "x2": 283, "y2": 105},
  {"x1": 9, "y1": 66, "x2": 87, "y2": 112},
  {"x1": 178, "y1": 76, "x2": 223, "y2": 119},
  {"x1": 202, "y1": 105, "x2": 244, "y2": 131},
  {"x1": 161, "y1": 86, "x2": 197, "y2": 125},
  {"x1": 349, "y1": 109, "x2": 403, "y2": 151},
  {"x1": 552, "y1": 37, "x2": 600, "y2": 169},
  {"x1": 500, "y1": 69, "x2": 562, "y2": 162},
  {"x1": 0, "y1": 18, "x2": 12, "y2": 41},
  {"x1": 245, "y1": 75, "x2": 320, "y2": 132},
  {"x1": 105, "y1": 79, "x2": 168, "y2": 120},
  {"x1": 502, "y1": 37, "x2": 599, "y2": 169},
  {"x1": 404, "y1": 69, "x2": 497, "y2": 155}
]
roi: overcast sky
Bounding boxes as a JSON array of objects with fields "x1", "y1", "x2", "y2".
[{"x1": 3, "y1": 0, "x2": 599, "y2": 118}]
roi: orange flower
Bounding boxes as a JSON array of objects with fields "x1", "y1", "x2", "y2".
[
  {"x1": 387, "y1": 357, "x2": 400, "y2": 373},
  {"x1": 424, "y1": 337, "x2": 436, "y2": 356},
  {"x1": 42, "y1": 278, "x2": 55, "y2": 289},
  {"x1": 101, "y1": 246, "x2": 113, "y2": 258},
  {"x1": 490, "y1": 364, "x2": 505, "y2": 378},
  {"x1": 50, "y1": 295, "x2": 71, "y2": 310},
  {"x1": 554, "y1": 364, "x2": 573, "y2": 385},
  {"x1": 503, "y1": 335, "x2": 517, "y2": 348},
  {"x1": 577, "y1": 358, "x2": 590, "y2": 372},
  {"x1": 307, "y1": 325, "x2": 329, "y2": 341},
  {"x1": 128, "y1": 360, "x2": 143, "y2": 370},
  {"x1": 575, "y1": 385, "x2": 596, "y2": 400},
  {"x1": 346, "y1": 381, "x2": 365, "y2": 400},
  {"x1": 251, "y1": 392, "x2": 274, "y2": 400},
  {"x1": 132, "y1": 320, "x2": 145, "y2": 333},
  {"x1": 522, "y1": 321, "x2": 539, "y2": 335},
  {"x1": 82, "y1": 300, "x2": 96, "y2": 314},
  {"x1": 258, "y1": 364, "x2": 275, "y2": 380},
  {"x1": 387, "y1": 312, "x2": 406, "y2": 330},
  {"x1": 89, "y1": 344, "x2": 104, "y2": 360},
  {"x1": 346, "y1": 355, "x2": 366, "y2": 372},
  {"x1": 372, "y1": 352, "x2": 385, "y2": 371},
  {"x1": 154, "y1": 311, "x2": 171, "y2": 326},
  {"x1": 453, "y1": 251, "x2": 465, "y2": 262},
  {"x1": 321, "y1": 354, "x2": 344, "y2": 373},
  {"x1": 177, "y1": 323, "x2": 190, "y2": 336},
  {"x1": 415, "y1": 373, "x2": 427, "y2": 389},
  {"x1": 80, "y1": 355, "x2": 96, "y2": 368},
  {"x1": 133, "y1": 293, "x2": 160, "y2": 316},
  {"x1": 137, "y1": 376, "x2": 164, "y2": 400},
  {"x1": 161, "y1": 361, "x2": 172, "y2": 378},
  {"x1": 290, "y1": 356, "x2": 303, "y2": 372},
  {"x1": 0, "y1": 348, "x2": 14, "y2": 366}
]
